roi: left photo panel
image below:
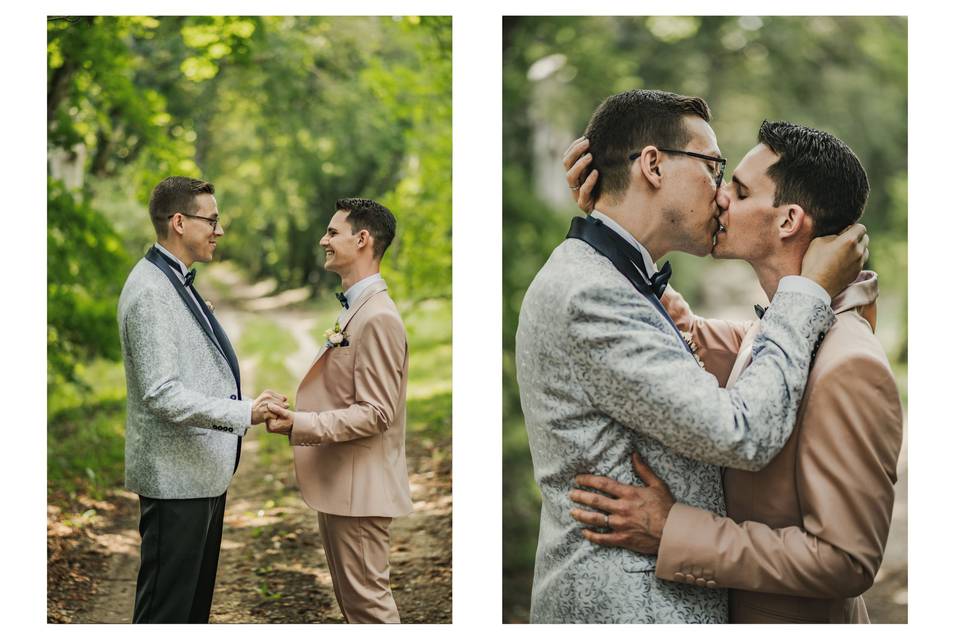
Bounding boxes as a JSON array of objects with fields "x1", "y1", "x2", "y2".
[{"x1": 47, "y1": 15, "x2": 451, "y2": 623}]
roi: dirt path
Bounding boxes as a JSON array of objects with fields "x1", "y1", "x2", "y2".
[{"x1": 48, "y1": 264, "x2": 451, "y2": 623}]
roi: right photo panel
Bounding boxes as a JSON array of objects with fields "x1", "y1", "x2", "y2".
[{"x1": 503, "y1": 15, "x2": 907, "y2": 624}]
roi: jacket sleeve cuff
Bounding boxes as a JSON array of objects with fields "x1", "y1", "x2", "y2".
[
  {"x1": 233, "y1": 399, "x2": 254, "y2": 436},
  {"x1": 778, "y1": 275, "x2": 831, "y2": 306},
  {"x1": 290, "y1": 411, "x2": 319, "y2": 445},
  {"x1": 655, "y1": 503, "x2": 712, "y2": 583}
]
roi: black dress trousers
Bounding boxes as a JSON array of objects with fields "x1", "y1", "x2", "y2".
[{"x1": 133, "y1": 492, "x2": 227, "y2": 623}]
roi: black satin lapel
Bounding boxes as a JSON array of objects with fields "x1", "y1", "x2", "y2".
[
  {"x1": 567, "y1": 217, "x2": 693, "y2": 356},
  {"x1": 192, "y1": 283, "x2": 242, "y2": 397},
  {"x1": 145, "y1": 248, "x2": 231, "y2": 365}
]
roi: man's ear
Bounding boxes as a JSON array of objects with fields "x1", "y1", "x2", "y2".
[
  {"x1": 356, "y1": 228, "x2": 370, "y2": 249},
  {"x1": 778, "y1": 204, "x2": 808, "y2": 240},
  {"x1": 169, "y1": 212, "x2": 185, "y2": 237},
  {"x1": 634, "y1": 145, "x2": 662, "y2": 190}
]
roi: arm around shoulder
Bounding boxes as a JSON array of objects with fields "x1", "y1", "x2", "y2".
[{"x1": 567, "y1": 283, "x2": 818, "y2": 470}]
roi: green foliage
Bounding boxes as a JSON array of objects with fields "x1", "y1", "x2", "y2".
[
  {"x1": 47, "y1": 17, "x2": 452, "y2": 492},
  {"x1": 502, "y1": 16, "x2": 907, "y2": 619},
  {"x1": 47, "y1": 359, "x2": 128, "y2": 498},
  {"x1": 47, "y1": 178, "x2": 131, "y2": 387}
]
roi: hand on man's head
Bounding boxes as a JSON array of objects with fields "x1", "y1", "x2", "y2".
[
  {"x1": 563, "y1": 136, "x2": 599, "y2": 214},
  {"x1": 800, "y1": 223, "x2": 869, "y2": 298}
]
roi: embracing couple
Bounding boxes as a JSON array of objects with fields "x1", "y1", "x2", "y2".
[
  {"x1": 516, "y1": 89, "x2": 902, "y2": 623},
  {"x1": 117, "y1": 177, "x2": 412, "y2": 623}
]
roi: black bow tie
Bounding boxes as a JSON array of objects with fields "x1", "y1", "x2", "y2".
[
  {"x1": 154, "y1": 249, "x2": 196, "y2": 288},
  {"x1": 754, "y1": 304, "x2": 767, "y2": 319},
  {"x1": 335, "y1": 292, "x2": 349, "y2": 309},
  {"x1": 648, "y1": 261, "x2": 672, "y2": 297}
]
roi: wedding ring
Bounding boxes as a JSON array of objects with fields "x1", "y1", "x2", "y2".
[
  {"x1": 570, "y1": 184, "x2": 580, "y2": 191},
  {"x1": 603, "y1": 513, "x2": 609, "y2": 528}
]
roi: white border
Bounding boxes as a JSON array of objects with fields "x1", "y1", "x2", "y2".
[{"x1": 5, "y1": 0, "x2": 958, "y2": 636}]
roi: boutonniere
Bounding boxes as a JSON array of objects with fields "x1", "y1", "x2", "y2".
[
  {"x1": 205, "y1": 299, "x2": 215, "y2": 312},
  {"x1": 324, "y1": 322, "x2": 350, "y2": 348},
  {"x1": 681, "y1": 331, "x2": 704, "y2": 368}
]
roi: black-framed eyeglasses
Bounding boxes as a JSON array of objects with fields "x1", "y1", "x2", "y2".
[
  {"x1": 629, "y1": 148, "x2": 727, "y2": 189},
  {"x1": 168, "y1": 213, "x2": 223, "y2": 230}
]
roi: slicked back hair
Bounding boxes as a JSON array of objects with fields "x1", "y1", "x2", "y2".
[
  {"x1": 148, "y1": 176, "x2": 215, "y2": 239},
  {"x1": 335, "y1": 198, "x2": 397, "y2": 259},
  {"x1": 584, "y1": 89, "x2": 712, "y2": 201},
  {"x1": 758, "y1": 120, "x2": 869, "y2": 237}
]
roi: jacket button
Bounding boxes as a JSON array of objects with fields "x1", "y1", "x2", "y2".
[
  {"x1": 230, "y1": 394, "x2": 237, "y2": 400},
  {"x1": 228, "y1": 428, "x2": 234, "y2": 433}
]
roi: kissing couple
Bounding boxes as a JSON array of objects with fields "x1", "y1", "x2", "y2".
[{"x1": 516, "y1": 89, "x2": 902, "y2": 623}]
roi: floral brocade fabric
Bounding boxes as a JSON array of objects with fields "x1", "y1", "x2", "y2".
[{"x1": 515, "y1": 239, "x2": 834, "y2": 623}]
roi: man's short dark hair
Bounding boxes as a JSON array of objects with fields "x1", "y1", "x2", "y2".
[
  {"x1": 335, "y1": 198, "x2": 397, "y2": 259},
  {"x1": 148, "y1": 176, "x2": 215, "y2": 239},
  {"x1": 758, "y1": 120, "x2": 869, "y2": 237},
  {"x1": 583, "y1": 89, "x2": 712, "y2": 200}
]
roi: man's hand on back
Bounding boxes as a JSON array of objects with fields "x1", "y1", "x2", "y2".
[{"x1": 569, "y1": 452, "x2": 676, "y2": 555}]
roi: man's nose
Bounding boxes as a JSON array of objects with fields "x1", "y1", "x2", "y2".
[
  {"x1": 715, "y1": 184, "x2": 730, "y2": 211},
  {"x1": 215, "y1": 223, "x2": 225, "y2": 237}
]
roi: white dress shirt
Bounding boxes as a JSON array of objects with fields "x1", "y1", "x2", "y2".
[
  {"x1": 337, "y1": 272, "x2": 384, "y2": 325},
  {"x1": 588, "y1": 211, "x2": 830, "y2": 306},
  {"x1": 591, "y1": 209, "x2": 660, "y2": 283},
  {"x1": 154, "y1": 243, "x2": 215, "y2": 336}
]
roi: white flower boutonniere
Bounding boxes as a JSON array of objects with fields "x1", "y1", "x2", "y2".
[
  {"x1": 324, "y1": 322, "x2": 350, "y2": 348},
  {"x1": 681, "y1": 331, "x2": 704, "y2": 368}
]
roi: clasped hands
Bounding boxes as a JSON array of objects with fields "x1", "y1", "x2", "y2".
[{"x1": 250, "y1": 389, "x2": 296, "y2": 436}]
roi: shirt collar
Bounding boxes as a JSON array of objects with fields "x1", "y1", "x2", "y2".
[
  {"x1": 343, "y1": 273, "x2": 384, "y2": 308},
  {"x1": 154, "y1": 243, "x2": 189, "y2": 281},
  {"x1": 589, "y1": 210, "x2": 659, "y2": 279}
]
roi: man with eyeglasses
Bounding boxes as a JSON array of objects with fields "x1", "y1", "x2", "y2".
[
  {"x1": 563, "y1": 121, "x2": 902, "y2": 623},
  {"x1": 514, "y1": 89, "x2": 868, "y2": 623},
  {"x1": 118, "y1": 176, "x2": 287, "y2": 622}
]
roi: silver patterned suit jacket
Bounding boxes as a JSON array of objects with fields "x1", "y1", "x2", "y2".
[
  {"x1": 118, "y1": 254, "x2": 253, "y2": 499},
  {"x1": 516, "y1": 238, "x2": 834, "y2": 623}
]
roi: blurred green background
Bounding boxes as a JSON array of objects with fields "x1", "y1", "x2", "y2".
[
  {"x1": 502, "y1": 16, "x2": 907, "y2": 622},
  {"x1": 47, "y1": 16, "x2": 451, "y2": 504}
]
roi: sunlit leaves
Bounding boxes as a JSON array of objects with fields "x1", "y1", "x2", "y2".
[
  {"x1": 47, "y1": 179, "x2": 130, "y2": 387},
  {"x1": 180, "y1": 55, "x2": 219, "y2": 81},
  {"x1": 646, "y1": 16, "x2": 701, "y2": 43}
]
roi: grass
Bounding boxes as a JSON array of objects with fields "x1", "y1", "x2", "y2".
[
  {"x1": 48, "y1": 294, "x2": 452, "y2": 502},
  {"x1": 47, "y1": 359, "x2": 128, "y2": 502},
  {"x1": 236, "y1": 316, "x2": 300, "y2": 465}
]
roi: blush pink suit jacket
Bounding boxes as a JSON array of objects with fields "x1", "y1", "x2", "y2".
[
  {"x1": 655, "y1": 272, "x2": 903, "y2": 623},
  {"x1": 290, "y1": 281, "x2": 413, "y2": 518}
]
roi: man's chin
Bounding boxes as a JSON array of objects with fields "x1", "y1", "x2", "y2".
[{"x1": 711, "y1": 241, "x2": 740, "y2": 261}]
